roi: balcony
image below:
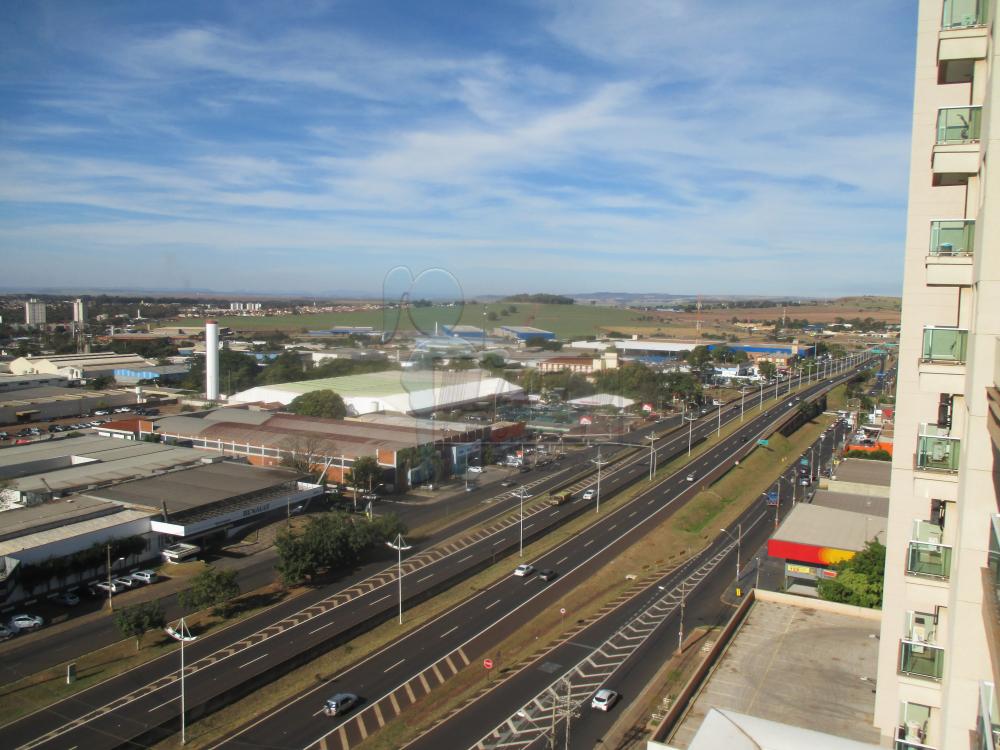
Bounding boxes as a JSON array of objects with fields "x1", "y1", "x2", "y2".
[
  {"x1": 897, "y1": 701, "x2": 936, "y2": 749},
  {"x1": 942, "y1": 0, "x2": 988, "y2": 29},
  {"x1": 907, "y1": 521, "x2": 952, "y2": 579},
  {"x1": 976, "y1": 682, "x2": 1000, "y2": 750},
  {"x1": 921, "y1": 327, "x2": 968, "y2": 363},
  {"x1": 934, "y1": 106, "x2": 983, "y2": 176},
  {"x1": 917, "y1": 425, "x2": 961, "y2": 472},
  {"x1": 930, "y1": 220, "x2": 975, "y2": 256},
  {"x1": 938, "y1": 106, "x2": 982, "y2": 144},
  {"x1": 900, "y1": 640, "x2": 945, "y2": 680}
]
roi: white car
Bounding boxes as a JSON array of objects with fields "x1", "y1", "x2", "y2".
[
  {"x1": 686, "y1": 472, "x2": 696, "y2": 482},
  {"x1": 9, "y1": 614, "x2": 44, "y2": 632},
  {"x1": 467, "y1": 465, "x2": 484, "y2": 473},
  {"x1": 591, "y1": 688, "x2": 620, "y2": 711},
  {"x1": 582, "y1": 488, "x2": 596, "y2": 501},
  {"x1": 130, "y1": 570, "x2": 158, "y2": 584},
  {"x1": 514, "y1": 564, "x2": 535, "y2": 577}
]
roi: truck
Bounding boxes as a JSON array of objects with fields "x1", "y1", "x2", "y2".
[{"x1": 549, "y1": 490, "x2": 573, "y2": 506}]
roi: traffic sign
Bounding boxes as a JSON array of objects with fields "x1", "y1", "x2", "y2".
[
  {"x1": 483, "y1": 658, "x2": 494, "y2": 670},
  {"x1": 757, "y1": 439, "x2": 769, "y2": 446}
]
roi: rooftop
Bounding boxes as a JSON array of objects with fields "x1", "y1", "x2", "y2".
[
  {"x1": 832, "y1": 458, "x2": 891, "y2": 486},
  {"x1": 773, "y1": 504, "x2": 887, "y2": 551},
  {"x1": 0, "y1": 495, "x2": 123, "y2": 542},
  {"x1": 810, "y1": 490, "x2": 889, "y2": 518},
  {"x1": 666, "y1": 595, "x2": 881, "y2": 748},
  {"x1": 89, "y1": 461, "x2": 302, "y2": 515}
]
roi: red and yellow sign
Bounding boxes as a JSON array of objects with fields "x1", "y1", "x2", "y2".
[{"x1": 768, "y1": 539, "x2": 856, "y2": 566}]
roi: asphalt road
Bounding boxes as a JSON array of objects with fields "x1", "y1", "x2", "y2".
[
  {"x1": 207, "y1": 365, "x2": 867, "y2": 750},
  {"x1": 0, "y1": 356, "x2": 870, "y2": 750}
]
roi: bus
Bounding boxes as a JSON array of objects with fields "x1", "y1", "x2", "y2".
[{"x1": 549, "y1": 490, "x2": 573, "y2": 506}]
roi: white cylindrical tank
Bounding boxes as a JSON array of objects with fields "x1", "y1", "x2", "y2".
[{"x1": 205, "y1": 320, "x2": 220, "y2": 401}]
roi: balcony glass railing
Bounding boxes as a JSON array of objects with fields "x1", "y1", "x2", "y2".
[
  {"x1": 976, "y1": 682, "x2": 1000, "y2": 750},
  {"x1": 908, "y1": 541, "x2": 952, "y2": 579},
  {"x1": 897, "y1": 740, "x2": 937, "y2": 750},
  {"x1": 937, "y1": 106, "x2": 983, "y2": 144},
  {"x1": 922, "y1": 327, "x2": 969, "y2": 363},
  {"x1": 942, "y1": 0, "x2": 988, "y2": 29},
  {"x1": 930, "y1": 220, "x2": 975, "y2": 256},
  {"x1": 989, "y1": 517, "x2": 1000, "y2": 606},
  {"x1": 917, "y1": 425, "x2": 961, "y2": 472},
  {"x1": 900, "y1": 639, "x2": 945, "y2": 679}
]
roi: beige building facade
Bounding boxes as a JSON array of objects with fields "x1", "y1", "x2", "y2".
[{"x1": 874, "y1": 1, "x2": 1000, "y2": 748}]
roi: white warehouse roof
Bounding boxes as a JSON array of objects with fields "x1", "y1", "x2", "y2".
[{"x1": 228, "y1": 369, "x2": 522, "y2": 416}]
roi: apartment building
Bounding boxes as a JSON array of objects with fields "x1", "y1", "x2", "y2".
[
  {"x1": 23, "y1": 298, "x2": 45, "y2": 327},
  {"x1": 874, "y1": 1, "x2": 1000, "y2": 748}
]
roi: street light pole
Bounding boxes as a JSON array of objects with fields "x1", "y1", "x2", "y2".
[
  {"x1": 591, "y1": 449, "x2": 608, "y2": 513},
  {"x1": 386, "y1": 534, "x2": 412, "y2": 624},
  {"x1": 106, "y1": 545, "x2": 124, "y2": 613},
  {"x1": 716, "y1": 401, "x2": 721, "y2": 437},
  {"x1": 165, "y1": 618, "x2": 196, "y2": 744},
  {"x1": 646, "y1": 434, "x2": 657, "y2": 481},
  {"x1": 517, "y1": 489, "x2": 530, "y2": 556},
  {"x1": 720, "y1": 524, "x2": 742, "y2": 581}
]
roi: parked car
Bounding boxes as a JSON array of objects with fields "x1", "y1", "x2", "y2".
[
  {"x1": 323, "y1": 693, "x2": 359, "y2": 717},
  {"x1": 9, "y1": 614, "x2": 44, "y2": 632},
  {"x1": 53, "y1": 592, "x2": 80, "y2": 607},
  {"x1": 130, "y1": 570, "x2": 158, "y2": 585},
  {"x1": 94, "y1": 410, "x2": 110, "y2": 416},
  {"x1": 113, "y1": 576, "x2": 136, "y2": 589},
  {"x1": 514, "y1": 564, "x2": 535, "y2": 577},
  {"x1": 591, "y1": 688, "x2": 620, "y2": 711},
  {"x1": 467, "y1": 465, "x2": 484, "y2": 473},
  {"x1": 94, "y1": 580, "x2": 122, "y2": 595}
]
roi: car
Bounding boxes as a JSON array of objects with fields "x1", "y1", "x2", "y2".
[
  {"x1": 582, "y1": 488, "x2": 596, "y2": 501},
  {"x1": 467, "y1": 465, "x2": 484, "y2": 473},
  {"x1": 500, "y1": 479, "x2": 518, "y2": 488},
  {"x1": 514, "y1": 564, "x2": 535, "y2": 577},
  {"x1": 114, "y1": 576, "x2": 136, "y2": 589},
  {"x1": 0, "y1": 624, "x2": 13, "y2": 641},
  {"x1": 53, "y1": 592, "x2": 80, "y2": 606},
  {"x1": 94, "y1": 410, "x2": 110, "y2": 416},
  {"x1": 9, "y1": 614, "x2": 44, "y2": 632},
  {"x1": 798, "y1": 476, "x2": 811, "y2": 486},
  {"x1": 130, "y1": 570, "x2": 158, "y2": 585},
  {"x1": 591, "y1": 688, "x2": 620, "y2": 711},
  {"x1": 538, "y1": 569, "x2": 558, "y2": 582},
  {"x1": 323, "y1": 692, "x2": 359, "y2": 717},
  {"x1": 0, "y1": 432, "x2": 8, "y2": 440},
  {"x1": 113, "y1": 407, "x2": 131, "y2": 413},
  {"x1": 361, "y1": 492, "x2": 379, "y2": 502},
  {"x1": 686, "y1": 472, "x2": 696, "y2": 482},
  {"x1": 95, "y1": 580, "x2": 122, "y2": 595}
]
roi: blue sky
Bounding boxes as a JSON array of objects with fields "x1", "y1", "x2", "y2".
[{"x1": 0, "y1": 0, "x2": 916, "y2": 298}]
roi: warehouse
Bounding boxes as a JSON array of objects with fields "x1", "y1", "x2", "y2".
[
  {"x1": 228, "y1": 369, "x2": 522, "y2": 416},
  {"x1": 0, "y1": 386, "x2": 139, "y2": 425},
  {"x1": 496, "y1": 325, "x2": 556, "y2": 342},
  {"x1": 9, "y1": 352, "x2": 156, "y2": 380},
  {"x1": 113, "y1": 364, "x2": 190, "y2": 384},
  {"x1": 89, "y1": 462, "x2": 322, "y2": 543},
  {"x1": 145, "y1": 408, "x2": 493, "y2": 487},
  {"x1": 0, "y1": 374, "x2": 70, "y2": 393}
]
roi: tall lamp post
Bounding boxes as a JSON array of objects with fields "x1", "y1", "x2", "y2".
[
  {"x1": 646, "y1": 434, "x2": 657, "y2": 481},
  {"x1": 386, "y1": 534, "x2": 412, "y2": 624},
  {"x1": 164, "y1": 618, "x2": 197, "y2": 745},
  {"x1": 517, "y1": 488, "x2": 530, "y2": 556},
  {"x1": 684, "y1": 409, "x2": 697, "y2": 457},
  {"x1": 719, "y1": 524, "x2": 742, "y2": 582},
  {"x1": 591, "y1": 449, "x2": 608, "y2": 513},
  {"x1": 106, "y1": 545, "x2": 124, "y2": 613}
]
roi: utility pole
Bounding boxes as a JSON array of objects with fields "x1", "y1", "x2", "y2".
[
  {"x1": 386, "y1": 534, "x2": 412, "y2": 624},
  {"x1": 517, "y1": 488, "x2": 529, "y2": 556},
  {"x1": 592, "y1": 449, "x2": 608, "y2": 513},
  {"x1": 647, "y1": 434, "x2": 657, "y2": 481},
  {"x1": 677, "y1": 583, "x2": 686, "y2": 655}
]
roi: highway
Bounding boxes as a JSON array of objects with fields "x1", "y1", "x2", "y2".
[
  {"x1": 206, "y1": 362, "x2": 866, "y2": 750},
  {"x1": 0, "y1": 355, "x2": 869, "y2": 750}
]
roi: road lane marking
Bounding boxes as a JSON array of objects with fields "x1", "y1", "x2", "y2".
[
  {"x1": 486, "y1": 599, "x2": 501, "y2": 610},
  {"x1": 417, "y1": 573, "x2": 434, "y2": 583},
  {"x1": 238, "y1": 653, "x2": 268, "y2": 669},
  {"x1": 147, "y1": 696, "x2": 178, "y2": 713},
  {"x1": 384, "y1": 658, "x2": 406, "y2": 673},
  {"x1": 584, "y1": 539, "x2": 594, "y2": 547},
  {"x1": 458, "y1": 554, "x2": 474, "y2": 563},
  {"x1": 440, "y1": 625, "x2": 458, "y2": 638},
  {"x1": 369, "y1": 594, "x2": 391, "y2": 606},
  {"x1": 309, "y1": 619, "x2": 336, "y2": 635},
  {"x1": 557, "y1": 556, "x2": 568, "y2": 565}
]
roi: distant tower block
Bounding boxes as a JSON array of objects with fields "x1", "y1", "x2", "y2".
[
  {"x1": 72, "y1": 298, "x2": 86, "y2": 323},
  {"x1": 205, "y1": 320, "x2": 220, "y2": 401}
]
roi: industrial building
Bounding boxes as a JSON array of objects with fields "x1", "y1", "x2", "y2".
[
  {"x1": 440, "y1": 324, "x2": 487, "y2": 341},
  {"x1": 9, "y1": 352, "x2": 156, "y2": 380},
  {"x1": 228, "y1": 368, "x2": 522, "y2": 416},
  {"x1": 140, "y1": 408, "x2": 503, "y2": 487},
  {"x1": 0, "y1": 374, "x2": 69, "y2": 393},
  {"x1": 0, "y1": 386, "x2": 139, "y2": 425},
  {"x1": 568, "y1": 338, "x2": 815, "y2": 365},
  {"x1": 496, "y1": 325, "x2": 556, "y2": 342},
  {"x1": 113, "y1": 364, "x2": 190, "y2": 385},
  {"x1": 874, "y1": 1, "x2": 1000, "y2": 746}
]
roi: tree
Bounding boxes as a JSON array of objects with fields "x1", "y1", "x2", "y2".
[
  {"x1": 347, "y1": 455, "x2": 382, "y2": 493},
  {"x1": 757, "y1": 361, "x2": 777, "y2": 380},
  {"x1": 178, "y1": 567, "x2": 241, "y2": 616},
  {"x1": 288, "y1": 390, "x2": 347, "y2": 419},
  {"x1": 114, "y1": 601, "x2": 166, "y2": 650},
  {"x1": 817, "y1": 540, "x2": 885, "y2": 608},
  {"x1": 257, "y1": 351, "x2": 306, "y2": 385}
]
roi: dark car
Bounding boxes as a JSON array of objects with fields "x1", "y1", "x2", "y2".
[{"x1": 538, "y1": 569, "x2": 558, "y2": 582}]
